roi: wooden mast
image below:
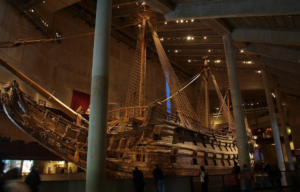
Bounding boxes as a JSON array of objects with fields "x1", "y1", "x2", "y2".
[
  {"x1": 139, "y1": 18, "x2": 146, "y2": 106},
  {"x1": 204, "y1": 58, "x2": 210, "y2": 128}
]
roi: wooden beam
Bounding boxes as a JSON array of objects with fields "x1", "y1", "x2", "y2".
[
  {"x1": 143, "y1": 0, "x2": 173, "y2": 14},
  {"x1": 256, "y1": 56, "x2": 300, "y2": 75},
  {"x1": 154, "y1": 30, "x2": 220, "y2": 38},
  {"x1": 232, "y1": 28, "x2": 300, "y2": 46},
  {"x1": 245, "y1": 43, "x2": 300, "y2": 63},
  {"x1": 165, "y1": 0, "x2": 300, "y2": 20},
  {"x1": 160, "y1": 37, "x2": 223, "y2": 45},
  {"x1": 156, "y1": 21, "x2": 210, "y2": 32}
]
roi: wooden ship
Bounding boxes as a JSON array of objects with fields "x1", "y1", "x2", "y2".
[{"x1": 0, "y1": 5, "x2": 254, "y2": 179}]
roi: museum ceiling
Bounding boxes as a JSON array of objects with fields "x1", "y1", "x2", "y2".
[{"x1": 5, "y1": 0, "x2": 300, "y2": 98}]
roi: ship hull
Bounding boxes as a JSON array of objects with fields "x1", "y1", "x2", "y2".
[{"x1": 1, "y1": 81, "x2": 240, "y2": 179}]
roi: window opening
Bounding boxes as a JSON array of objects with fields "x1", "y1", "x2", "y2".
[
  {"x1": 204, "y1": 159, "x2": 208, "y2": 166},
  {"x1": 193, "y1": 158, "x2": 198, "y2": 165}
]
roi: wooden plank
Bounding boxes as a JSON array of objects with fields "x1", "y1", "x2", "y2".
[
  {"x1": 282, "y1": 15, "x2": 296, "y2": 29},
  {"x1": 249, "y1": 17, "x2": 263, "y2": 28},
  {"x1": 234, "y1": 18, "x2": 248, "y2": 28},
  {"x1": 257, "y1": 16, "x2": 271, "y2": 28},
  {"x1": 273, "y1": 16, "x2": 287, "y2": 28},
  {"x1": 293, "y1": 16, "x2": 300, "y2": 29},
  {"x1": 241, "y1": 17, "x2": 255, "y2": 28},
  {"x1": 225, "y1": 18, "x2": 240, "y2": 27},
  {"x1": 264, "y1": 16, "x2": 279, "y2": 28}
]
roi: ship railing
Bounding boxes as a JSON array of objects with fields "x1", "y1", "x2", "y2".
[{"x1": 107, "y1": 106, "x2": 149, "y2": 126}]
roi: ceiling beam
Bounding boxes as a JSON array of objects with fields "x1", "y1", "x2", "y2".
[
  {"x1": 201, "y1": 19, "x2": 231, "y2": 35},
  {"x1": 198, "y1": 18, "x2": 258, "y2": 62},
  {"x1": 245, "y1": 43, "x2": 300, "y2": 63},
  {"x1": 274, "y1": 76, "x2": 300, "y2": 90},
  {"x1": 278, "y1": 85, "x2": 300, "y2": 97},
  {"x1": 166, "y1": 49, "x2": 242, "y2": 56},
  {"x1": 165, "y1": 0, "x2": 300, "y2": 21},
  {"x1": 154, "y1": 30, "x2": 220, "y2": 38},
  {"x1": 232, "y1": 29, "x2": 300, "y2": 46},
  {"x1": 173, "y1": 55, "x2": 249, "y2": 61},
  {"x1": 112, "y1": 0, "x2": 138, "y2": 8},
  {"x1": 256, "y1": 56, "x2": 300, "y2": 75},
  {"x1": 156, "y1": 22, "x2": 210, "y2": 32},
  {"x1": 160, "y1": 37, "x2": 223, "y2": 45},
  {"x1": 143, "y1": 0, "x2": 173, "y2": 14},
  {"x1": 265, "y1": 66, "x2": 300, "y2": 83},
  {"x1": 162, "y1": 44, "x2": 225, "y2": 50}
]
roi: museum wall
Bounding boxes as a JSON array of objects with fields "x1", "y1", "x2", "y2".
[{"x1": 0, "y1": 0, "x2": 167, "y2": 112}]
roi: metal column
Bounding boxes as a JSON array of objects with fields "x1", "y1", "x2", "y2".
[
  {"x1": 261, "y1": 69, "x2": 285, "y2": 171},
  {"x1": 223, "y1": 34, "x2": 250, "y2": 168},
  {"x1": 274, "y1": 88, "x2": 295, "y2": 170},
  {"x1": 85, "y1": 0, "x2": 112, "y2": 191}
]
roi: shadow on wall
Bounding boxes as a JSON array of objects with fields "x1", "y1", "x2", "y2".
[{"x1": 39, "y1": 177, "x2": 192, "y2": 192}]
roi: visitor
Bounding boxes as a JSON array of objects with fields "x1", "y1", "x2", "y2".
[
  {"x1": 199, "y1": 166, "x2": 208, "y2": 192},
  {"x1": 273, "y1": 165, "x2": 283, "y2": 191},
  {"x1": 232, "y1": 161, "x2": 241, "y2": 174},
  {"x1": 69, "y1": 167, "x2": 72, "y2": 173},
  {"x1": 263, "y1": 163, "x2": 276, "y2": 190},
  {"x1": 133, "y1": 167, "x2": 145, "y2": 192},
  {"x1": 153, "y1": 164, "x2": 164, "y2": 192},
  {"x1": 4, "y1": 168, "x2": 30, "y2": 192},
  {"x1": 25, "y1": 166, "x2": 41, "y2": 192},
  {"x1": 241, "y1": 164, "x2": 253, "y2": 192}
]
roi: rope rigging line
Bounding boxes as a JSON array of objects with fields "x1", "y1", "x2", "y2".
[
  {"x1": 159, "y1": 70, "x2": 203, "y2": 103},
  {"x1": 148, "y1": 20, "x2": 203, "y2": 132},
  {"x1": 0, "y1": 22, "x2": 141, "y2": 48}
]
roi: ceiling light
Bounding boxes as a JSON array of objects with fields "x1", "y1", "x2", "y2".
[
  {"x1": 204, "y1": 36, "x2": 207, "y2": 39},
  {"x1": 216, "y1": 108, "x2": 219, "y2": 110},
  {"x1": 208, "y1": 50, "x2": 211, "y2": 52},
  {"x1": 160, "y1": 38, "x2": 163, "y2": 41},
  {"x1": 142, "y1": 2, "x2": 146, "y2": 5},
  {"x1": 180, "y1": 20, "x2": 183, "y2": 23},
  {"x1": 191, "y1": 19, "x2": 194, "y2": 22},
  {"x1": 255, "y1": 144, "x2": 258, "y2": 147},
  {"x1": 271, "y1": 143, "x2": 275, "y2": 145},
  {"x1": 117, "y1": 6, "x2": 119, "y2": 8},
  {"x1": 42, "y1": 0, "x2": 45, "y2": 3},
  {"x1": 188, "y1": 59, "x2": 191, "y2": 62},
  {"x1": 175, "y1": 50, "x2": 178, "y2": 53},
  {"x1": 257, "y1": 102, "x2": 259, "y2": 104},
  {"x1": 207, "y1": 60, "x2": 209, "y2": 62},
  {"x1": 186, "y1": 20, "x2": 188, "y2": 23},
  {"x1": 165, "y1": 22, "x2": 167, "y2": 24},
  {"x1": 255, "y1": 70, "x2": 261, "y2": 73},
  {"x1": 176, "y1": 20, "x2": 179, "y2": 23},
  {"x1": 29, "y1": 9, "x2": 34, "y2": 12},
  {"x1": 187, "y1": 36, "x2": 191, "y2": 40},
  {"x1": 240, "y1": 50, "x2": 244, "y2": 53},
  {"x1": 138, "y1": 25, "x2": 141, "y2": 27},
  {"x1": 191, "y1": 37, "x2": 194, "y2": 40}
]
